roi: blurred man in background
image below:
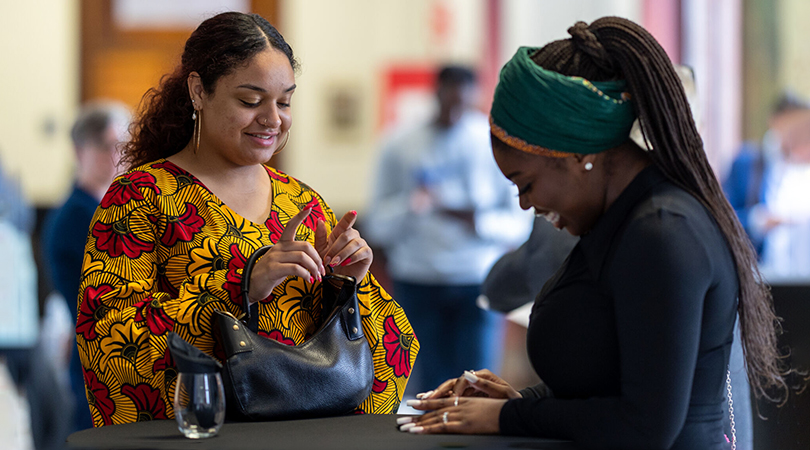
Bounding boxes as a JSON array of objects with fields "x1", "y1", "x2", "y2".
[
  {"x1": 756, "y1": 104, "x2": 810, "y2": 279},
  {"x1": 365, "y1": 66, "x2": 530, "y2": 397},
  {"x1": 0, "y1": 158, "x2": 38, "y2": 449},
  {"x1": 42, "y1": 100, "x2": 130, "y2": 432},
  {"x1": 723, "y1": 93, "x2": 810, "y2": 260}
]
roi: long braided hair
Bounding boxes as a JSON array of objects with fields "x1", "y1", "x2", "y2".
[{"x1": 532, "y1": 17, "x2": 789, "y2": 404}]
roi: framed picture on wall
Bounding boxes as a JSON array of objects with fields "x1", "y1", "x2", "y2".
[{"x1": 321, "y1": 81, "x2": 365, "y2": 144}]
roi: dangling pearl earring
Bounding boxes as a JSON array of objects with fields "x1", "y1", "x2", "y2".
[{"x1": 584, "y1": 162, "x2": 594, "y2": 171}]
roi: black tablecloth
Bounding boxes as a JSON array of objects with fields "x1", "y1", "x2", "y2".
[{"x1": 67, "y1": 414, "x2": 579, "y2": 450}]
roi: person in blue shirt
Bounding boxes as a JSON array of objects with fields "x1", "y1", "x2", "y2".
[
  {"x1": 42, "y1": 100, "x2": 130, "y2": 432},
  {"x1": 722, "y1": 93, "x2": 810, "y2": 257}
]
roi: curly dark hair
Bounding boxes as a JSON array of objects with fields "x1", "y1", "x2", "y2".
[
  {"x1": 528, "y1": 17, "x2": 792, "y2": 405},
  {"x1": 122, "y1": 12, "x2": 298, "y2": 169}
]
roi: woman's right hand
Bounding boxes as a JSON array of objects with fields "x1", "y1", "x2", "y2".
[
  {"x1": 247, "y1": 207, "x2": 326, "y2": 304},
  {"x1": 420, "y1": 369, "x2": 522, "y2": 400}
]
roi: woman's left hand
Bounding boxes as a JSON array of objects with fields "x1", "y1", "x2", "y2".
[
  {"x1": 315, "y1": 210, "x2": 373, "y2": 282},
  {"x1": 398, "y1": 396, "x2": 507, "y2": 435}
]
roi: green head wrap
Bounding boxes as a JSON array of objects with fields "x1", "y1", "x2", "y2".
[{"x1": 490, "y1": 47, "x2": 636, "y2": 156}]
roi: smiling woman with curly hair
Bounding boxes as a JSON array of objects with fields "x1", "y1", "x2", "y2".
[{"x1": 76, "y1": 12, "x2": 417, "y2": 426}]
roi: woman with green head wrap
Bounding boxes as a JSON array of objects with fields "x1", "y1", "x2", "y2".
[{"x1": 399, "y1": 16, "x2": 789, "y2": 450}]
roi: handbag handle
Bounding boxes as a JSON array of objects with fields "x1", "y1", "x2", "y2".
[
  {"x1": 239, "y1": 245, "x2": 274, "y2": 321},
  {"x1": 239, "y1": 245, "x2": 357, "y2": 322}
]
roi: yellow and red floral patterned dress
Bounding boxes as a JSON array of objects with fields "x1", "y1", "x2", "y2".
[{"x1": 77, "y1": 159, "x2": 418, "y2": 426}]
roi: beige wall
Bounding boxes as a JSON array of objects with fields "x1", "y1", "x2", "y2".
[
  {"x1": 778, "y1": 0, "x2": 810, "y2": 98},
  {"x1": 0, "y1": 0, "x2": 80, "y2": 207},
  {"x1": 280, "y1": 0, "x2": 485, "y2": 215},
  {"x1": 500, "y1": 0, "x2": 641, "y2": 66}
]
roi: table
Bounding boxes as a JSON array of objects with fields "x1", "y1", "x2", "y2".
[{"x1": 67, "y1": 414, "x2": 579, "y2": 450}]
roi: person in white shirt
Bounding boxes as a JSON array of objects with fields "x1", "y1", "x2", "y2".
[
  {"x1": 759, "y1": 109, "x2": 810, "y2": 279},
  {"x1": 365, "y1": 66, "x2": 531, "y2": 396}
]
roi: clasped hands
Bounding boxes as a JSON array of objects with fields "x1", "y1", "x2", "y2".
[
  {"x1": 398, "y1": 369, "x2": 522, "y2": 435},
  {"x1": 247, "y1": 206, "x2": 372, "y2": 304},
  {"x1": 410, "y1": 187, "x2": 476, "y2": 229}
]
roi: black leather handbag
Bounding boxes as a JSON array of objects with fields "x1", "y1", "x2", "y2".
[{"x1": 213, "y1": 245, "x2": 374, "y2": 421}]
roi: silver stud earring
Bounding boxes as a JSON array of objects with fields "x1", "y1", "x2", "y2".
[{"x1": 584, "y1": 162, "x2": 594, "y2": 171}]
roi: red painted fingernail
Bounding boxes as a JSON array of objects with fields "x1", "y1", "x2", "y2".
[
  {"x1": 329, "y1": 257, "x2": 341, "y2": 267},
  {"x1": 309, "y1": 276, "x2": 314, "y2": 284},
  {"x1": 340, "y1": 257, "x2": 352, "y2": 266},
  {"x1": 349, "y1": 210, "x2": 357, "y2": 216}
]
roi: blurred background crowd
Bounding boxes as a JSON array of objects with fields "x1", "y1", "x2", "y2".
[{"x1": 1, "y1": 1, "x2": 810, "y2": 449}]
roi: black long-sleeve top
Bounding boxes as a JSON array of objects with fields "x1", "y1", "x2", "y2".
[{"x1": 499, "y1": 166, "x2": 738, "y2": 450}]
